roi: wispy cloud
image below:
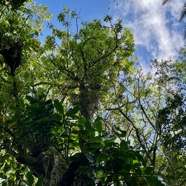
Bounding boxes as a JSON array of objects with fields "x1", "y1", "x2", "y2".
[{"x1": 110, "y1": 0, "x2": 185, "y2": 63}]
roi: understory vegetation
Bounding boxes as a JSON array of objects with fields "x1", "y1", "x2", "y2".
[{"x1": 0, "y1": 0, "x2": 185, "y2": 185}]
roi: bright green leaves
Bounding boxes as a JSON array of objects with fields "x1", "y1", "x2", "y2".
[
  {"x1": 3, "y1": 95, "x2": 62, "y2": 158},
  {"x1": 0, "y1": 1, "x2": 51, "y2": 41},
  {"x1": 0, "y1": 0, "x2": 51, "y2": 95},
  {"x1": 0, "y1": 1, "x2": 177, "y2": 185},
  {"x1": 57, "y1": 7, "x2": 78, "y2": 26},
  {"x1": 25, "y1": 172, "x2": 43, "y2": 186},
  {"x1": 0, "y1": 155, "x2": 30, "y2": 186},
  {"x1": 52, "y1": 102, "x2": 80, "y2": 157},
  {"x1": 26, "y1": 171, "x2": 35, "y2": 186},
  {"x1": 42, "y1": 8, "x2": 135, "y2": 121},
  {"x1": 44, "y1": 36, "x2": 56, "y2": 50}
]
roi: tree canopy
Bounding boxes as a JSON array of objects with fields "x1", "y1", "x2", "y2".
[{"x1": 0, "y1": 1, "x2": 185, "y2": 186}]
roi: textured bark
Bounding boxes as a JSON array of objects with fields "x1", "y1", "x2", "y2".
[
  {"x1": 5, "y1": 144, "x2": 68, "y2": 186},
  {"x1": 79, "y1": 81, "x2": 99, "y2": 121},
  {"x1": 42, "y1": 147, "x2": 67, "y2": 186}
]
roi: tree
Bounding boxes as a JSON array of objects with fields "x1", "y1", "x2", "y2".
[
  {"x1": 0, "y1": 0, "x2": 29, "y2": 10},
  {"x1": 155, "y1": 49, "x2": 186, "y2": 186},
  {"x1": 0, "y1": 0, "x2": 184, "y2": 185},
  {"x1": 41, "y1": 9, "x2": 135, "y2": 122}
]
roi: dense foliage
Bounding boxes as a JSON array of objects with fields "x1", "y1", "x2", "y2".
[{"x1": 0, "y1": 1, "x2": 185, "y2": 185}]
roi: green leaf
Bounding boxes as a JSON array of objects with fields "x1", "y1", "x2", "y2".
[
  {"x1": 26, "y1": 171, "x2": 34, "y2": 186},
  {"x1": 18, "y1": 99, "x2": 25, "y2": 108},
  {"x1": 96, "y1": 169, "x2": 104, "y2": 179},
  {"x1": 97, "y1": 152, "x2": 109, "y2": 163},
  {"x1": 144, "y1": 166, "x2": 154, "y2": 175},
  {"x1": 93, "y1": 117, "x2": 102, "y2": 133},
  {"x1": 104, "y1": 136, "x2": 117, "y2": 148},
  {"x1": 78, "y1": 116, "x2": 86, "y2": 125},
  {"x1": 135, "y1": 167, "x2": 143, "y2": 176},
  {"x1": 91, "y1": 136, "x2": 102, "y2": 143},
  {"x1": 120, "y1": 141, "x2": 129, "y2": 151},
  {"x1": 85, "y1": 120, "x2": 93, "y2": 130},
  {"x1": 120, "y1": 130, "x2": 127, "y2": 137},
  {"x1": 66, "y1": 106, "x2": 79, "y2": 117},
  {"x1": 3, "y1": 163, "x2": 10, "y2": 173},
  {"x1": 146, "y1": 176, "x2": 166, "y2": 186},
  {"x1": 114, "y1": 127, "x2": 127, "y2": 138},
  {"x1": 76, "y1": 166, "x2": 92, "y2": 174},
  {"x1": 130, "y1": 178, "x2": 138, "y2": 186},
  {"x1": 54, "y1": 99, "x2": 64, "y2": 115},
  {"x1": 36, "y1": 176, "x2": 43, "y2": 186},
  {"x1": 26, "y1": 95, "x2": 37, "y2": 104}
]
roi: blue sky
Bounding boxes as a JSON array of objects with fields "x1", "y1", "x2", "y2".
[
  {"x1": 35, "y1": 0, "x2": 185, "y2": 69},
  {"x1": 36, "y1": 0, "x2": 111, "y2": 21}
]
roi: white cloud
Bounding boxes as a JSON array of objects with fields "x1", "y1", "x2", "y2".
[{"x1": 110, "y1": 0, "x2": 185, "y2": 62}]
